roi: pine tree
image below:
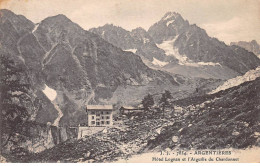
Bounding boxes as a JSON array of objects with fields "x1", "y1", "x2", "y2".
[
  {"x1": 159, "y1": 90, "x2": 172, "y2": 118},
  {"x1": 141, "y1": 94, "x2": 154, "y2": 111},
  {"x1": 0, "y1": 54, "x2": 30, "y2": 148}
]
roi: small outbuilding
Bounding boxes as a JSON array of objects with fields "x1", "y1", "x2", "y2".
[{"x1": 119, "y1": 106, "x2": 144, "y2": 114}]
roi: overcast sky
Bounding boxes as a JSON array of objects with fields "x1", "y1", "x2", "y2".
[{"x1": 1, "y1": 0, "x2": 260, "y2": 44}]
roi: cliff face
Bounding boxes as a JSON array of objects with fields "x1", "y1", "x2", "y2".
[{"x1": 3, "y1": 122, "x2": 77, "y2": 154}]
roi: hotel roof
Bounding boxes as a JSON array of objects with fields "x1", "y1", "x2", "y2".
[{"x1": 86, "y1": 105, "x2": 113, "y2": 110}]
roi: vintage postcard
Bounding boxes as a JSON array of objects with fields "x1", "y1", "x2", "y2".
[{"x1": 0, "y1": 0, "x2": 260, "y2": 163}]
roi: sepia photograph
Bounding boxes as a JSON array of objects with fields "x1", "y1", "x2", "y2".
[{"x1": 0, "y1": 0, "x2": 260, "y2": 163}]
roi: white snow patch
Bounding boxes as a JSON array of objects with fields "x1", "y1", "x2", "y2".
[
  {"x1": 157, "y1": 38, "x2": 221, "y2": 67},
  {"x1": 143, "y1": 38, "x2": 149, "y2": 44},
  {"x1": 152, "y1": 57, "x2": 169, "y2": 67},
  {"x1": 52, "y1": 103, "x2": 63, "y2": 126},
  {"x1": 42, "y1": 84, "x2": 63, "y2": 126},
  {"x1": 124, "y1": 48, "x2": 137, "y2": 54},
  {"x1": 166, "y1": 20, "x2": 175, "y2": 26},
  {"x1": 210, "y1": 66, "x2": 260, "y2": 94},
  {"x1": 32, "y1": 24, "x2": 39, "y2": 33},
  {"x1": 43, "y1": 43, "x2": 58, "y2": 64},
  {"x1": 156, "y1": 38, "x2": 191, "y2": 65},
  {"x1": 101, "y1": 31, "x2": 105, "y2": 37},
  {"x1": 258, "y1": 54, "x2": 260, "y2": 59},
  {"x1": 197, "y1": 62, "x2": 221, "y2": 66},
  {"x1": 42, "y1": 84, "x2": 57, "y2": 101}
]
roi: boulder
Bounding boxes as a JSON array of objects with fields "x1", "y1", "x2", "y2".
[
  {"x1": 232, "y1": 131, "x2": 240, "y2": 136},
  {"x1": 172, "y1": 136, "x2": 179, "y2": 143}
]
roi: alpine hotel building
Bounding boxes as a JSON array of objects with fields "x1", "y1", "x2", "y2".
[{"x1": 86, "y1": 105, "x2": 113, "y2": 127}]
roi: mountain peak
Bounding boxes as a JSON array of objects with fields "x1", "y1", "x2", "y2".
[
  {"x1": 131, "y1": 27, "x2": 147, "y2": 33},
  {"x1": 158, "y1": 11, "x2": 187, "y2": 28},
  {"x1": 43, "y1": 14, "x2": 71, "y2": 24},
  {"x1": 162, "y1": 12, "x2": 181, "y2": 21},
  {"x1": 0, "y1": 8, "x2": 33, "y2": 23},
  {"x1": 40, "y1": 14, "x2": 84, "y2": 34},
  {"x1": 251, "y1": 40, "x2": 258, "y2": 45},
  {"x1": 103, "y1": 23, "x2": 115, "y2": 27},
  {"x1": 0, "y1": 9, "x2": 15, "y2": 17},
  {"x1": 0, "y1": 9, "x2": 34, "y2": 34}
]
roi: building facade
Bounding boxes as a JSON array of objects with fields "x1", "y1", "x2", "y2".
[{"x1": 86, "y1": 105, "x2": 113, "y2": 127}]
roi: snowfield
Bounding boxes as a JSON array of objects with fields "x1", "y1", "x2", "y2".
[
  {"x1": 209, "y1": 66, "x2": 260, "y2": 94},
  {"x1": 42, "y1": 84, "x2": 63, "y2": 126},
  {"x1": 42, "y1": 84, "x2": 57, "y2": 101},
  {"x1": 152, "y1": 57, "x2": 169, "y2": 67},
  {"x1": 32, "y1": 23, "x2": 39, "y2": 33},
  {"x1": 167, "y1": 20, "x2": 175, "y2": 26},
  {"x1": 124, "y1": 48, "x2": 137, "y2": 54},
  {"x1": 157, "y1": 38, "x2": 221, "y2": 67}
]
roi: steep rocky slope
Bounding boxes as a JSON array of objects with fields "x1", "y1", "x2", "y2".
[
  {"x1": 0, "y1": 9, "x2": 178, "y2": 127},
  {"x1": 0, "y1": 9, "x2": 58, "y2": 124},
  {"x1": 145, "y1": 78, "x2": 260, "y2": 150},
  {"x1": 90, "y1": 24, "x2": 177, "y2": 67}
]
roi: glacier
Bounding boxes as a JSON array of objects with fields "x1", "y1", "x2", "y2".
[
  {"x1": 209, "y1": 66, "x2": 260, "y2": 94},
  {"x1": 157, "y1": 38, "x2": 221, "y2": 67}
]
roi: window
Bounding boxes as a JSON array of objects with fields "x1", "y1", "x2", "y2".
[
  {"x1": 91, "y1": 121, "x2": 95, "y2": 125},
  {"x1": 91, "y1": 111, "x2": 95, "y2": 115},
  {"x1": 106, "y1": 121, "x2": 110, "y2": 125},
  {"x1": 92, "y1": 116, "x2": 95, "y2": 120},
  {"x1": 101, "y1": 121, "x2": 104, "y2": 125},
  {"x1": 96, "y1": 122, "x2": 100, "y2": 126},
  {"x1": 106, "y1": 111, "x2": 109, "y2": 114},
  {"x1": 101, "y1": 116, "x2": 104, "y2": 119},
  {"x1": 106, "y1": 116, "x2": 110, "y2": 120}
]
